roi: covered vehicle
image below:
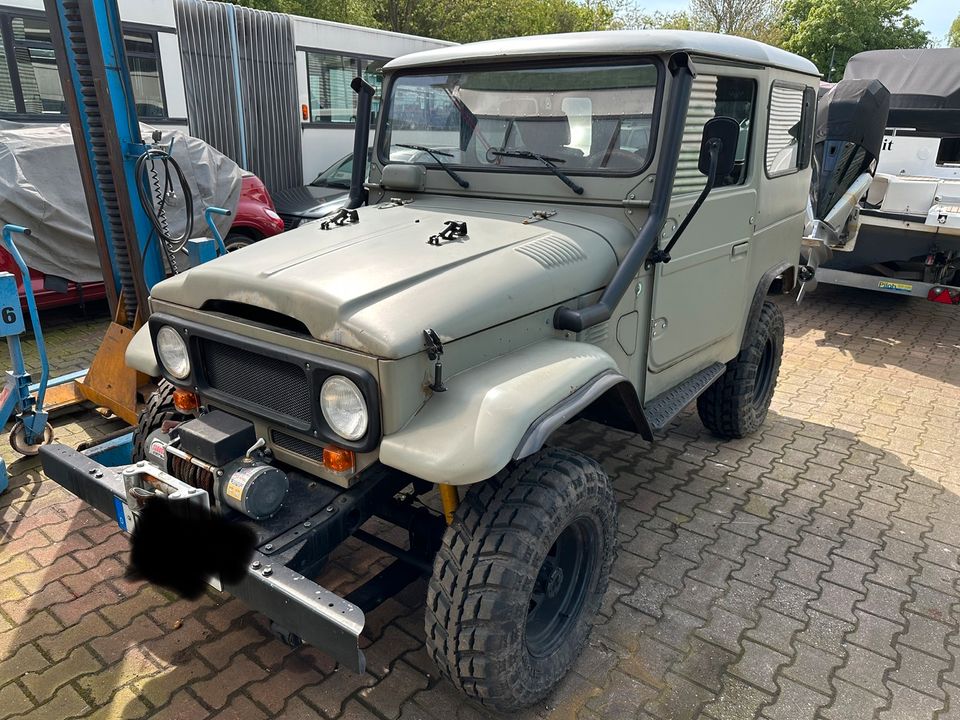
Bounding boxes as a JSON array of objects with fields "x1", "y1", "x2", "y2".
[
  {"x1": 807, "y1": 49, "x2": 960, "y2": 303},
  {"x1": 0, "y1": 122, "x2": 282, "y2": 307}
]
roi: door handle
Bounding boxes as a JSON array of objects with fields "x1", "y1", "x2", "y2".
[{"x1": 732, "y1": 242, "x2": 749, "y2": 258}]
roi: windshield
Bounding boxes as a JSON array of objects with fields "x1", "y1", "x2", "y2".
[
  {"x1": 380, "y1": 61, "x2": 659, "y2": 176},
  {"x1": 311, "y1": 153, "x2": 369, "y2": 189}
]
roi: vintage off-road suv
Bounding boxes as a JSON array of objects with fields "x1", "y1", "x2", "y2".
[{"x1": 41, "y1": 31, "x2": 821, "y2": 711}]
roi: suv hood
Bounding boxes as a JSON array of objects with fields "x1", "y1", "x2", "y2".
[{"x1": 151, "y1": 204, "x2": 619, "y2": 359}]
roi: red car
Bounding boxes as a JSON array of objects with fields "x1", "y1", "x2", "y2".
[{"x1": 0, "y1": 172, "x2": 284, "y2": 311}]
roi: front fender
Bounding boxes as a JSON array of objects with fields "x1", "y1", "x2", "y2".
[
  {"x1": 125, "y1": 324, "x2": 160, "y2": 376},
  {"x1": 379, "y1": 340, "x2": 627, "y2": 486}
]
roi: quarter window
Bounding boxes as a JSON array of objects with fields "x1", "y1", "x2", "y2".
[
  {"x1": 765, "y1": 84, "x2": 806, "y2": 175},
  {"x1": 123, "y1": 30, "x2": 166, "y2": 118}
]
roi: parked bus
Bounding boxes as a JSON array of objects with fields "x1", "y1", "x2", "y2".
[{"x1": 0, "y1": 0, "x2": 450, "y2": 190}]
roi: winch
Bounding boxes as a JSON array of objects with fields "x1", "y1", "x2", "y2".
[{"x1": 144, "y1": 409, "x2": 288, "y2": 519}]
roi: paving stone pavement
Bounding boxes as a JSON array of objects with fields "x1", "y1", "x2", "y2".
[{"x1": 1, "y1": 286, "x2": 959, "y2": 719}]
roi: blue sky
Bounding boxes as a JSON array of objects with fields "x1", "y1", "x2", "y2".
[{"x1": 638, "y1": 0, "x2": 956, "y2": 44}]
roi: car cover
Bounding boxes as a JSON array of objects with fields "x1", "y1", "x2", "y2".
[
  {"x1": 843, "y1": 48, "x2": 960, "y2": 134},
  {"x1": 0, "y1": 121, "x2": 242, "y2": 283}
]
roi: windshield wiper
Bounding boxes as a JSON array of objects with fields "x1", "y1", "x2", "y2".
[
  {"x1": 488, "y1": 149, "x2": 584, "y2": 195},
  {"x1": 395, "y1": 143, "x2": 469, "y2": 188}
]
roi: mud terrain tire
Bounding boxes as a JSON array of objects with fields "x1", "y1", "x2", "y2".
[
  {"x1": 132, "y1": 380, "x2": 186, "y2": 461},
  {"x1": 424, "y1": 448, "x2": 617, "y2": 711}
]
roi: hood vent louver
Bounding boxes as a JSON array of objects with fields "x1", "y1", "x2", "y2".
[{"x1": 515, "y1": 235, "x2": 587, "y2": 269}]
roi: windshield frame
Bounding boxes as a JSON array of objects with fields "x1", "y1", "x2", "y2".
[{"x1": 376, "y1": 55, "x2": 665, "y2": 181}]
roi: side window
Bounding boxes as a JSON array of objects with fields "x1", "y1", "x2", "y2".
[
  {"x1": 11, "y1": 15, "x2": 65, "y2": 115},
  {"x1": 765, "y1": 84, "x2": 806, "y2": 176},
  {"x1": 715, "y1": 77, "x2": 756, "y2": 187},
  {"x1": 123, "y1": 30, "x2": 167, "y2": 119},
  {"x1": 307, "y1": 52, "x2": 359, "y2": 124},
  {"x1": 0, "y1": 13, "x2": 169, "y2": 119},
  {"x1": 673, "y1": 74, "x2": 755, "y2": 194},
  {"x1": 306, "y1": 52, "x2": 385, "y2": 125}
]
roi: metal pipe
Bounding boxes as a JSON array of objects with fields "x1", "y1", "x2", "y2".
[
  {"x1": 346, "y1": 77, "x2": 375, "y2": 210},
  {"x1": 554, "y1": 53, "x2": 696, "y2": 332},
  {"x1": 438, "y1": 484, "x2": 459, "y2": 525}
]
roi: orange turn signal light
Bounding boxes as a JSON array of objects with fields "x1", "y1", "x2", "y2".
[
  {"x1": 301, "y1": 103, "x2": 308, "y2": 121},
  {"x1": 172, "y1": 389, "x2": 199, "y2": 413},
  {"x1": 323, "y1": 445, "x2": 355, "y2": 473}
]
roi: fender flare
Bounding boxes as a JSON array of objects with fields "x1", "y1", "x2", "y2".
[
  {"x1": 125, "y1": 323, "x2": 160, "y2": 377},
  {"x1": 741, "y1": 261, "x2": 794, "y2": 351},
  {"x1": 379, "y1": 340, "x2": 647, "y2": 486}
]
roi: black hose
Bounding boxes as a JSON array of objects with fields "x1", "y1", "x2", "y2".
[{"x1": 135, "y1": 142, "x2": 194, "y2": 273}]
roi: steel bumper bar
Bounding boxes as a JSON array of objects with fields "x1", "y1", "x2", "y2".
[{"x1": 38, "y1": 442, "x2": 366, "y2": 673}]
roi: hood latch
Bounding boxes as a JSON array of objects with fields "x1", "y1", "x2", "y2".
[
  {"x1": 423, "y1": 328, "x2": 447, "y2": 393},
  {"x1": 428, "y1": 221, "x2": 468, "y2": 246}
]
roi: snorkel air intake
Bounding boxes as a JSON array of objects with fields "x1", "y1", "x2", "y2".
[{"x1": 346, "y1": 77, "x2": 375, "y2": 210}]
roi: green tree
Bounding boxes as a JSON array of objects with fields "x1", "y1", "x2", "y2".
[
  {"x1": 949, "y1": 13, "x2": 960, "y2": 47},
  {"x1": 374, "y1": 0, "x2": 616, "y2": 42},
  {"x1": 620, "y1": 0, "x2": 784, "y2": 44},
  {"x1": 780, "y1": 0, "x2": 930, "y2": 79}
]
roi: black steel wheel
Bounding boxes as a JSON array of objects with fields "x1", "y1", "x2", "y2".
[
  {"x1": 424, "y1": 448, "x2": 616, "y2": 711},
  {"x1": 697, "y1": 299, "x2": 784, "y2": 438}
]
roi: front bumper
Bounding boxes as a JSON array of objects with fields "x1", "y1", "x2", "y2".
[{"x1": 39, "y1": 440, "x2": 367, "y2": 673}]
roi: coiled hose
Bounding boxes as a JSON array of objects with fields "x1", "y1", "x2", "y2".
[{"x1": 135, "y1": 141, "x2": 194, "y2": 275}]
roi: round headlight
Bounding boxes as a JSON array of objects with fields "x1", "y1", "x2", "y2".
[
  {"x1": 156, "y1": 325, "x2": 191, "y2": 380},
  {"x1": 320, "y1": 376, "x2": 368, "y2": 441}
]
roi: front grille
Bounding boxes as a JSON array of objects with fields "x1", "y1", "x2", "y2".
[
  {"x1": 199, "y1": 338, "x2": 313, "y2": 425},
  {"x1": 272, "y1": 430, "x2": 325, "y2": 462}
]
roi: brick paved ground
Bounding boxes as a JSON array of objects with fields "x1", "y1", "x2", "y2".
[{"x1": 1, "y1": 287, "x2": 959, "y2": 719}]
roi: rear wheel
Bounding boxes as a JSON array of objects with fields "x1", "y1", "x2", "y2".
[
  {"x1": 133, "y1": 380, "x2": 186, "y2": 461},
  {"x1": 424, "y1": 448, "x2": 616, "y2": 711},
  {"x1": 224, "y1": 233, "x2": 252, "y2": 252},
  {"x1": 697, "y1": 299, "x2": 784, "y2": 438}
]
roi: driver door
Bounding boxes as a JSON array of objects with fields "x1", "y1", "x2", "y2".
[{"x1": 646, "y1": 71, "x2": 759, "y2": 393}]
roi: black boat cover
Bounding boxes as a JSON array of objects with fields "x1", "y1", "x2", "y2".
[
  {"x1": 815, "y1": 79, "x2": 890, "y2": 160},
  {"x1": 843, "y1": 48, "x2": 960, "y2": 133},
  {"x1": 811, "y1": 78, "x2": 890, "y2": 217}
]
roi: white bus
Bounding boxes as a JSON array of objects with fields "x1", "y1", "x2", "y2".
[{"x1": 0, "y1": 0, "x2": 450, "y2": 188}]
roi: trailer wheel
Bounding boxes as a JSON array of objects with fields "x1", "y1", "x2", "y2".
[
  {"x1": 697, "y1": 299, "x2": 784, "y2": 438},
  {"x1": 133, "y1": 380, "x2": 186, "y2": 462},
  {"x1": 424, "y1": 448, "x2": 616, "y2": 711}
]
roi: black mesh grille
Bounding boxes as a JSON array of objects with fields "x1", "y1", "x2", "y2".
[
  {"x1": 199, "y1": 338, "x2": 312, "y2": 424},
  {"x1": 272, "y1": 430, "x2": 325, "y2": 462}
]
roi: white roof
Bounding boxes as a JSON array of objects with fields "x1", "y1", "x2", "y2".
[{"x1": 386, "y1": 30, "x2": 819, "y2": 76}]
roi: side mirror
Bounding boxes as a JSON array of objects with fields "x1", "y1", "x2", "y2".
[
  {"x1": 647, "y1": 115, "x2": 742, "y2": 266},
  {"x1": 698, "y1": 116, "x2": 740, "y2": 179}
]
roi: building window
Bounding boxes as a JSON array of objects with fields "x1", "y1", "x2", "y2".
[
  {"x1": 306, "y1": 51, "x2": 384, "y2": 125},
  {"x1": 0, "y1": 13, "x2": 168, "y2": 119}
]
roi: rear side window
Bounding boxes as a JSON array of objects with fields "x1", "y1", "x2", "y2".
[{"x1": 765, "y1": 83, "x2": 812, "y2": 176}]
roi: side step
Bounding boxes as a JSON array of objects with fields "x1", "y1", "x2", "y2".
[{"x1": 644, "y1": 362, "x2": 725, "y2": 432}]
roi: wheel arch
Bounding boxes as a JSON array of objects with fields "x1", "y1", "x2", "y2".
[
  {"x1": 379, "y1": 340, "x2": 649, "y2": 486},
  {"x1": 742, "y1": 261, "x2": 794, "y2": 351},
  {"x1": 514, "y1": 372, "x2": 652, "y2": 461}
]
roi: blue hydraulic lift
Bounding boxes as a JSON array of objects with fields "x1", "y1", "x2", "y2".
[{"x1": 0, "y1": 0, "x2": 228, "y2": 490}]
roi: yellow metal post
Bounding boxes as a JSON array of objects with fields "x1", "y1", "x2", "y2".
[{"x1": 439, "y1": 484, "x2": 460, "y2": 525}]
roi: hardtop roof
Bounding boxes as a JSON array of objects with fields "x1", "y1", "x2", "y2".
[{"x1": 384, "y1": 30, "x2": 820, "y2": 76}]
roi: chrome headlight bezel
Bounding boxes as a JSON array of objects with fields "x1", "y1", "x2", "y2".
[
  {"x1": 319, "y1": 375, "x2": 369, "y2": 441},
  {"x1": 156, "y1": 325, "x2": 191, "y2": 380}
]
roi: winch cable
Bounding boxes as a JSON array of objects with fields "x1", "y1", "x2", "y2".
[{"x1": 135, "y1": 140, "x2": 194, "y2": 275}]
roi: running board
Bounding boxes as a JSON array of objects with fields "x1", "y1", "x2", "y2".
[{"x1": 644, "y1": 362, "x2": 725, "y2": 431}]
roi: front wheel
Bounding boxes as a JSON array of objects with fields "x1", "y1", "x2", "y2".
[
  {"x1": 424, "y1": 448, "x2": 617, "y2": 711},
  {"x1": 697, "y1": 299, "x2": 784, "y2": 438}
]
